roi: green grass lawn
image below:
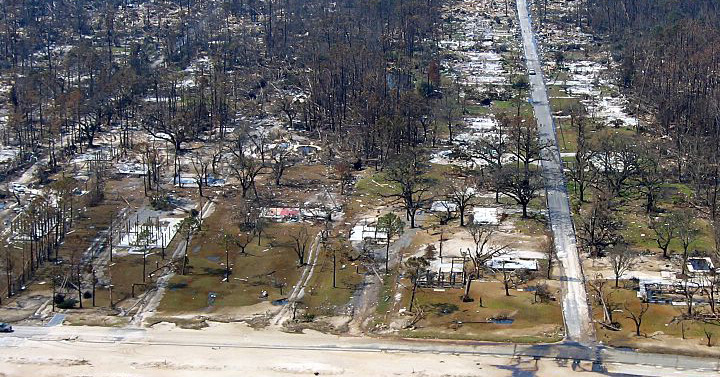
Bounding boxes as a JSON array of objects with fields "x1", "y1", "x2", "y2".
[
  {"x1": 615, "y1": 191, "x2": 716, "y2": 256},
  {"x1": 354, "y1": 170, "x2": 395, "y2": 199},
  {"x1": 511, "y1": 213, "x2": 549, "y2": 238},
  {"x1": 465, "y1": 105, "x2": 490, "y2": 116},
  {"x1": 550, "y1": 97, "x2": 582, "y2": 114},
  {"x1": 492, "y1": 100, "x2": 534, "y2": 118},
  {"x1": 555, "y1": 118, "x2": 579, "y2": 153}
]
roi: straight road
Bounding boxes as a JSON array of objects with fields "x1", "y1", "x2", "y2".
[
  {"x1": 1, "y1": 325, "x2": 718, "y2": 375},
  {"x1": 515, "y1": 0, "x2": 594, "y2": 343}
]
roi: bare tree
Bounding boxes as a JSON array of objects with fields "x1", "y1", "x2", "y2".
[
  {"x1": 713, "y1": 221, "x2": 720, "y2": 261},
  {"x1": 2, "y1": 247, "x2": 14, "y2": 299},
  {"x1": 497, "y1": 165, "x2": 542, "y2": 218},
  {"x1": 508, "y1": 116, "x2": 550, "y2": 172},
  {"x1": 608, "y1": 243, "x2": 637, "y2": 288},
  {"x1": 473, "y1": 113, "x2": 509, "y2": 202},
  {"x1": 191, "y1": 151, "x2": 211, "y2": 198},
  {"x1": 177, "y1": 215, "x2": 200, "y2": 275},
  {"x1": 234, "y1": 232, "x2": 254, "y2": 256},
  {"x1": 277, "y1": 94, "x2": 297, "y2": 129},
  {"x1": 577, "y1": 194, "x2": 619, "y2": 257},
  {"x1": 568, "y1": 120, "x2": 595, "y2": 203},
  {"x1": 703, "y1": 327, "x2": 715, "y2": 347},
  {"x1": 635, "y1": 141, "x2": 665, "y2": 213},
  {"x1": 590, "y1": 130, "x2": 639, "y2": 196},
  {"x1": 446, "y1": 178, "x2": 477, "y2": 227},
  {"x1": 499, "y1": 262, "x2": 523, "y2": 296},
  {"x1": 681, "y1": 276, "x2": 701, "y2": 316},
  {"x1": 533, "y1": 283, "x2": 552, "y2": 303},
  {"x1": 87, "y1": 154, "x2": 108, "y2": 206},
  {"x1": 270, "y1": 144, "x2": 295, "y2": 186},
  {"x1": 377, "y1": 213, "x2": 405, "y2": 273},
  {"x1": 440, "y1": 88, "x2": 460, "y2": 142},
  {"x1": 589, "y1": 278, "x2": 621, "y2": 329},
  {"x1": 333, "y1": 161, "x2": 354, "y2": 195},
  {"x1": 432, "y1": 200, "x2": 455, "y2": 225},
  {"x1": 542, "y1": 236, "x2": 555, "y2": 279},
  {"x1": 625, "y1": 302, "x2": 649, "y2": 336},
  {"x1": 677, "y1": 211, "x2": 700, "y2": 275},
  {"x1": 649, "y1": 213, "x2": 680, "y2": 259},
  {"x1": 228, "y1": 140, "x2": 264, "y2": 198},
  {"x1": 462, "y1": 223, "x2": 508, "y2": 304},
  {"x1": 701, "y1": 270, "x2": 720, "y2": 313},
  {"x1": 249, "y1": 129, "x2": 271, "y2": 165},
  {"x1": 384, "y1": 152, "x2": 434, "y2": 228},
  {"x1": 70, "y1": 253, "x2": 84, "y2": 309},
  {"x1": 405, "y1": 256, "x2": 430, "y2": 312},
  {"x1": 234, "y1": 199, "x2": 261, "y2": 231},
  {"x1": 290, "y1": 226, "x2": 312, "y2": 266},
  {"x1": 133, "y1": 220, "x2": 156, "y2": 283}
]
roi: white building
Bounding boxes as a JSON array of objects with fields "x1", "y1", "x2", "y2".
[{"x1": 472, "y1": 207, "x2": 499, "y2": 225}]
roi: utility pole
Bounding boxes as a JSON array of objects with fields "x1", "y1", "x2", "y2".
[
  {"x1": 108, "y1": 263, "x2": 114, "y2": 308},
  {"x1": 439, "y1": 228, "x2": 445, "y2": 259},
  {"x1": 332, "y1": 247, "x2": 337, "y2": 289},
  {"x1": 92, "y1": 269, "x2": 97, "y2": 307},
  {"x1": 223, "y1": 230, "x2": 230, "y2": 280},
  {"x1": 109, "y1": 218, "x2": 113, "y2": 261},
  {"x1": 52, "y1": 276, "x2": 56, "y2": 312},
  {"x1": 142, "y1": 247, "x2": 147, "y2": 283},
  {"x1": 161, "y1": 232, "x2": 166, "y2": 260},
  {"x1": 76, "y1": 264, "x2": 83, "y2": 309}
]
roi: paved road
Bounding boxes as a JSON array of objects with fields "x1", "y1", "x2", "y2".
[
  {"x1": 1, "y1": 325, "x2": 718, "y2": 375},
  {"x1": 515, "y1": 0, "x2": 594, "y2": 343}
]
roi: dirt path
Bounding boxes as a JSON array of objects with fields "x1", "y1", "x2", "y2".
[
  {"x1": 270, "y1": 232, "x2": 322, "y2": 326},
  {"x1": 128, "y1": 200, "x2": 215, "y2": 326},
  {"x1": 347, "y1": 214, "x2": 423, "y2": 334},
  {"x1": 347, "y1": 273, "x2": 381, "y2": 334}
]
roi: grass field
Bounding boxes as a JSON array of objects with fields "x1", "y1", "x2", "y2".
[
  {"x1": 592, "y1": 284, "x2": 720, "y2": 354},
  {"x1": 391, "y1": 280, "x2": 563, "y2": 343},
  {"x1": 157, "y1": 206, "x2": 313, "y2": 314},
  {"x1": 301, "y1": 238, "x2": 363, "y2": 318}
]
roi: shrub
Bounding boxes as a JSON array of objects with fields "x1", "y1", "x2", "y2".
[
  {"x1": 429, "y1": 303, "x2": 459, "y2": 315},
  {"x1": 57, "y1": 298, "x2": 78, "y2": 309}
]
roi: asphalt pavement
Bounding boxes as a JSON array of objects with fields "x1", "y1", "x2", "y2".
[
  {"x1": 1, "y1": 325, "x2": 718, "y2": 374},
  {"x1": 515, "y1": 0, "x2": 594, "y2": 343}
]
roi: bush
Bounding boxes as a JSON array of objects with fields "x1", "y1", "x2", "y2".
[
  {"x1": 53, "y1": 294, "x2": 65, "y2": 305},
  {"x1": 83, "y1": 291, "x2": 93, "y2": 299},
  {"x1": 168, "y1": 282, "x2": 188, "y2": 290},
  {"x1": 533, "y1": 283, "x2": 552, "y2": 303},
  {"x1": 150, "y1": 194, "x2": 173, "y2": 211},
  {"x1": 300, "y1": 313, "x2": 315, "y2": 322},
  {"x1": 57, "y1": 298, "x2": 78, "y2": 309},
  {"x1": 429, "y1": 303, "x2": 459, "y2": 315}
]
